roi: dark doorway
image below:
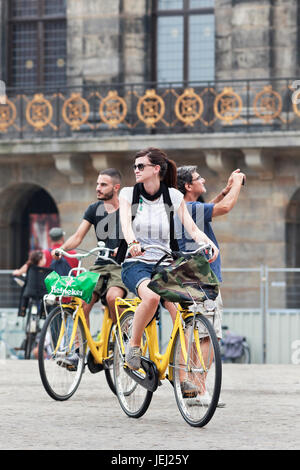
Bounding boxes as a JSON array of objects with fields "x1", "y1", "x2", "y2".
[
  {"x1": 0, "y1": 184, "x2": 59, "y2": 269},
  {"x1": 285, "y1": 189, "x2": 300, "y2": 308},
  {"x1": 12, "y1": 187, "x2": 59, "y2": 268}
]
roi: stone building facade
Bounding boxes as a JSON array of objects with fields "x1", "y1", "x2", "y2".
[{"x1": 0, "y1": 0, "x2": 300, "y2": 311}]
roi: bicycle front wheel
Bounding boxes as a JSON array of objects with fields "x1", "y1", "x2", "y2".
[
  {"x1": 173, "y1": 314, "x2": 222, "y2": 427},
  {"x1": 104, "y1": 322, "x2": 116, "y2": 395},
  {"x1": 113, "y1": 310, "x2": 153, "y2": 418},
  {"x1": 38, "y1": 306, "x2": 86, "y2": 401}
]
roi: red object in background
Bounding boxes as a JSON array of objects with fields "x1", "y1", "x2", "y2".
[
  {"x1": 29, "y1": 213, "x2": 79, "y2": 275},
  {"x1": 29, "y1": 213, "x2": 59, "y2": 251}
]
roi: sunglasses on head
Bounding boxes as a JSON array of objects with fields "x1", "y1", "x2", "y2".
[{"x1": 133, "y1": 163, "x2": 156, "y2": 171}]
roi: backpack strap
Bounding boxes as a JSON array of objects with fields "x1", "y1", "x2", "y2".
[
  {"x1": 115, "y1": 184, "x2": 141, "y2": 264},
  {"x1": 160, "y1": 184, "x2": 179, "y2": 253}
]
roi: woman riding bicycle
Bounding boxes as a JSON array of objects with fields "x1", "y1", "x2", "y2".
[{"x1": 118, "y1": 147, "x2": 219, "y2": 370}]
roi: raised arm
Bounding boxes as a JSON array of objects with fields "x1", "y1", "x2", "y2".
[{"x1": 210, "y1": 169, "x2": 245, "y2": 217}]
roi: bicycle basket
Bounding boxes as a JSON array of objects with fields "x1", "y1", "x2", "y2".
[
  {"x1": 44, "y1": 271, "x2": 100, "y2": 304},
  {"x1": 148, "y1": 253, "x2": 219, "y2": 304}
]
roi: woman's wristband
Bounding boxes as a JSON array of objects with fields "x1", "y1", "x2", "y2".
[{"x1": 128, "y1": 240, "x2": 139, "y2": 249}]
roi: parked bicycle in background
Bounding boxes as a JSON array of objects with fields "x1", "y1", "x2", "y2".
[
  {"x1": 220, "y1": 325, "x2": 251, "y2": 364},
  {"x1": 13, "y1": 254, "x2": 52, "y2": 359}
]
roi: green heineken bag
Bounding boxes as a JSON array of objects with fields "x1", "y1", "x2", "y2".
[
  {"x1": 148, "y1": 253, "x2": 219, "y2": 305},
  {"x1": 44, "y1": 270, "x2": 100, "y2": 304}
]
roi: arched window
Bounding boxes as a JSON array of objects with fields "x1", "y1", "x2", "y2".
[
  {"x1": 7, "y1": 0, "x2": 67, "y2": 89},
  {"x1": 153, "y1": 0, "x2": 215, "y2": 84}
]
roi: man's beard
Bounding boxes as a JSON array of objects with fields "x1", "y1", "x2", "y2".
[{"x1": 97, "y1": 190, "x2": 114, "y2": 201}]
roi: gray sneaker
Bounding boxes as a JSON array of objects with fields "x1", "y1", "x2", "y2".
[
  {"x1": 125, "y1": 343, "x2": 142, "y2": 370},
  {"x1": 186, "y1": 390, "x2": 226, "y2": 408},
  {"x1": 180, "y1": 381, "x2": 198, "y2": 398},
  {"x1": 57, "y1": 352, "x2": 79, "y2": 371}
]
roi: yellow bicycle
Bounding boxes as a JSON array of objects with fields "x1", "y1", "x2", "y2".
[
  {"x1": 113, "y1": 244, "x2": 222, "y2": 428},
  {"x1": 38, "y1": 244, "x2": 117, "y2": 401}
]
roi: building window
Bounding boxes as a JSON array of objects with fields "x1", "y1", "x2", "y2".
[
  {"x1": 154, "y1": 0, "x2": 215, "y2": 84},
  {"x1": 8, "y1": 0, "x2": 67, "y2": 89}
]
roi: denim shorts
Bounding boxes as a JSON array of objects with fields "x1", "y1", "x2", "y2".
[{"x1": 121, "y1": 261, "x2": 156, "y2": 296}]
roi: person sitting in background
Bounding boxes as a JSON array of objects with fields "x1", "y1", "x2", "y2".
[
  {"x1": 13, "y1": 227, "x2": 78, "y2": 277},
  {"x1": 16, "y1": 250, "x2": 51, "y2": 318}
]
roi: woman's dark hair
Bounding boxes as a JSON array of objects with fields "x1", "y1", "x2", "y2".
[
  {"x1": 134, "y1": 147, "x2": 177, "y2": 188},
  {"x1": 27, "y1": 250, "x2": 44, "y2": 266}
]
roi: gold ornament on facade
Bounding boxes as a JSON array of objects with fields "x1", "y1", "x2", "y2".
[
  {"x1": 253, "y1": 85, "x2": 282, "y2": 123},
  {"x1": 26, "y1": 93, "x2": 54, "y2": 131},
  {"x1": 62, "y1": 93, "x2": 90, "y2": 130},
  {"x1": 291, "y1": 88, "x2": 300, "y2": 118},
  {"x1": 99, "y1": 90, "x2": 127, "y2": 128},
  {"x1": 0, "y1": 99, "x2": 17, "y2": 133},
  {"x1": 136, "y1": 89, "x2": 165, "y2": 128},
  {"x1": 174, "y1": 88, "x2": 204, "y2": 126},
  {"x1": 214, "y1": 87, "x2": 243, "y2": 124}
]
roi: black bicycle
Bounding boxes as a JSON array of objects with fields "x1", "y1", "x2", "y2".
[
  {"x1": 220, "y1": 325, "x2": 251, "y2": 364},
  {"x1": 14, "y1": 265, "x2": 53, "y2": 359}
]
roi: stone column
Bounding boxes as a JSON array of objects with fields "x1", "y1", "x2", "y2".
[
  {"x1": 121, "y1": 0, "x2": 148, "y2": 83},
  {"x1": 66, "y1": 0, "x2": 121, "y2": 86},
  {"x1": 216, "y1": 0, "x2": 273, "y2": 80},
  {"x1": 215, "y1": 0, "x2": 233, "y2": 80},
  {"x1": 271, "y1": 0, "x2": 298, "y2": 78}
]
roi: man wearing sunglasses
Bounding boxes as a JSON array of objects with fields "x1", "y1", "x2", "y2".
[
  {"x1": 176, "y1": 166, "x2": 245, "y2": 283},
  {"x1": 175, "y1": 166, "x2": 245, "y2": 407}
]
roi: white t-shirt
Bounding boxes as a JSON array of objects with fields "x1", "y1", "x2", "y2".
[{"x1": 119, "y1": 187, "x2": 183, "y2": 263}]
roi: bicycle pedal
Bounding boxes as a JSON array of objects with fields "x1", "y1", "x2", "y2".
[{"x1": 124, "y1": 357, "x2": 159, "y2": 393}]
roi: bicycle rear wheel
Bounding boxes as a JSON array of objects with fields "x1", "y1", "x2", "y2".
[
  {"x1": 38, "y1": 306, "x2": 86, "y2": 401},
  {"x1": 113, "y1": 310, "x2": 153, "y2": 418},
  {"x1": 24, "y1": 333, "x2": 35, "y2": 359},
  {"x1": 24, "y1": 301, "x2": 36, "y2": 359},
  {"x1": 232, "y1": 342, "x2": 251, "y2": 364},
  {"x1": 173, "y1": 314, "x2": 222, "y2": 427}
]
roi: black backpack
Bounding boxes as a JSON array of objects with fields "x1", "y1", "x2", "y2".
[
  {"x1": 116, "y1": 182, "x2": 179, "y2": 264},
  {"x1": 23, "y1": 265, "x2": 53, "y2": 299}
]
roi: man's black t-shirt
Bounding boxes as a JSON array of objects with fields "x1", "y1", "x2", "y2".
[{"x1": 83, "y1": 201, "x2": 122, "y2": 266}]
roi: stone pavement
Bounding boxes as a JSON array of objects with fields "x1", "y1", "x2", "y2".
[{"x1": 0, "y1": 361, "x2": 299, "y2": 451}]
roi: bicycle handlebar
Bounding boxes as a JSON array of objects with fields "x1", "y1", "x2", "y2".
[
  {"x1": 54, "y1": 242, "x2": 119, "y2": 265},
  {"x1": 142, "y1": 242, "x2": 213, "y2": 259}
]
